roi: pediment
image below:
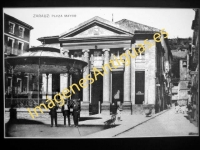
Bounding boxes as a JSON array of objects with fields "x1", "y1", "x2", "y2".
[
  {"x1": 73, "y1": 25, "x2": 120, "y2": 37},
  {"x1": 59, "y1": 16, "x2": 133, "y2": 39}
]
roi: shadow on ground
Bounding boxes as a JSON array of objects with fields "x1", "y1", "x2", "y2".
[
  {"x1": 5, "y1": 122, "x2": 119, "y2": 137},
  {"x1": 5, "y1": 119, "x2": 44, "y2": 137},
  {"x1": 79, "y1": 117, "x2": 102, "y2": 122}
]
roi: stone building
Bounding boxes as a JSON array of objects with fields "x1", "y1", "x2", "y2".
[
  {"x1": 4, "y1": 13, "x2": 33, "y2": 56},
  {"x1": 188, "y1": 8, "x2": 199, "y2": 126},
  {"x1": 171, "y1": 49, "x2": 191, "y2": 106},
  {"x1": 35, "y1": 16, "x2": 173, "y2": 115},
  {"x1": 4, "y1": 13, "x2": 34, "y2": 106}
]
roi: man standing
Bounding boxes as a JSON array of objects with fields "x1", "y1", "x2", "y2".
[
  {"x1": 73, "y1": 100, "x2": 80, "y2": 127},
  {"x1": 62, "y1": 100, "x2": 70, "y2": 126},
  {"x1": 49, "y1": 102, "x2": 58, "y2": 127}
]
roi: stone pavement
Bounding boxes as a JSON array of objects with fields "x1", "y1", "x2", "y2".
[
  {"x1": 5, "y1": 106, "x2": 198, "y2": 138},
  {"x1": 115, "y1": 107, "x2": 198, "y2": 137}
]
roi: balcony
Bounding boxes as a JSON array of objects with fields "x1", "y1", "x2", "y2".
[{"x1": 5, "y1": 46, "x2": 22, "y2": 56}]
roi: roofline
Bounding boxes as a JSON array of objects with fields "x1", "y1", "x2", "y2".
[
  {"x1": 59, "y1": 16, "x2": 134, "y2": 38},
  {"x1": 37, "y1": 36, "x2": 59, "y2": 42},
  {"x1": 4, "y1": 13, "x2": 34, "y2": 30},
  {"x1": 115, "y1": 19, "x2": 161, "y2": 32}
]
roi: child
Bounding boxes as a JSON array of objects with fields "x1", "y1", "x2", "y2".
[{"x1": 117, "y1": 107, "x2": 122, "y2": 121}]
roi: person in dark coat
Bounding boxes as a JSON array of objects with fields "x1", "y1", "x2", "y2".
[
  {"x1": 62, "y1": 100, "x2": 70, "y2": 126},
  {"x1": 111, "y1": 102, "x2": 117, "y2": 115},
  {"x1": 49, "y1": 102, "x2": 58, "y2": 127},
  {"x1": 9, "y1": 103, "x2": 17, "y2": 121},
  {"x1": 72, "y1": 101, "x2": 80, "y2": 127}
]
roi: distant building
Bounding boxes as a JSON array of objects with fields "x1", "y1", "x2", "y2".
[{"x1": 36, "y1": 16, "x2": 172, "y2": 115}]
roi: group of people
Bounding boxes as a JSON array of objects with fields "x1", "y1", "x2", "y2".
[
  {"x1": 175, "y1": 100, "x2": 197, "y2": 123},
  {"x1": 49, "y1": 99, "x2": 80, "y2": 127},
  {"x1": 187, "y1": 101, "x2": 197, "y2": 123},
  {"x1": 175, "y1": 101, "x2": 186, "y2": 114}
]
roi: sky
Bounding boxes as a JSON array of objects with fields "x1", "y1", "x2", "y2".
[{"x1": 3, "y1": 8, "x2": 195, "y2": 47}]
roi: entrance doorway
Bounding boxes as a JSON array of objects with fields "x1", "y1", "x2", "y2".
[
  {"x1": 135, "y1": 71, "x2": 145, "y2": 104},
  {"x1": 91, "y1": 72, "x2": 103, "y2": 115},
  {"x1": 112, "y1": 71, "x2": 123, "y2": 106}
]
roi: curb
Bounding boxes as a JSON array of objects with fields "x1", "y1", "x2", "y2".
[{"x1": 113, "y1": 109, "x2": 170, "y2": 137}]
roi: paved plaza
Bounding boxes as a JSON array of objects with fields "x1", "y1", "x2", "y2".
[{"x1": 5, "y1": 106, "x2": 198, "y2": 138}]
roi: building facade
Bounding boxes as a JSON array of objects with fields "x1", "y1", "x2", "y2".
[
  {"x1": 188, "y1": 9, "x2": 199, "y2": 126},
  {"x1": 171, "y1": 48, "x2": 191, "y2": 106},
  {"x1": 36, "y1": 16, "x2": 172, "y2": 115},
  {"x1": 4, "y1": 13, "x2": 33, "y2": 56},
  {"x1": 4, "y1": 13, "x2": 34, "y2": 106},
  {"x1": 170, "y1": 38, "x2": 192, "y2": 106}
]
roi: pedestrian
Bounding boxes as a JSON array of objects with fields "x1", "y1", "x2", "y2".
[
  {"x1": 175, "y1": 101, "x2": 180, "y2": 113},
  {"x1": 192, "y1": 101, "x2": 196, "y2": 121},
  {"x1": 9, "y1": 103, "x2": 17, "y2": 122},
  {"x1": 62, "y1": 100, "x2": 70, "y2": 126},
  {"x1": 187, "y1": 102, "x2": 192, "y2": 123},
  {"x1": 117, "y1": 106, "x2": 122, "y2": 121},
  {"x1": 111, "y1": 103, "x2": 117, "y2": 115},
  {"x1": 49, "y1": 101, "x2": 58, "y2": 127},
  {"x1": 72, "y1": 100, "x2": 80, "y2": 127}
]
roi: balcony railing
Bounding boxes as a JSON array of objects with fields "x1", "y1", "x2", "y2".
[{"x1": 5, "y1": 46, "x2": 22, "y2": 56}]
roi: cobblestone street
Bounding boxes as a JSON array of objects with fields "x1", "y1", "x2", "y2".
[{"x1": 116, "y1": 107, "x2": 198, "y2": 137}]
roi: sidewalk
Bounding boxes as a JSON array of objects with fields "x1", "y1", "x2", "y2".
[
  {"x1": 5, "y1": 108, "x2": 169, "y2": 138},
  {"x1": 84, "y1": 109, "x2": 169, "y2": 138},
  {"x1": 116, "y1": 107, "x2": 198, "y2": 137}
]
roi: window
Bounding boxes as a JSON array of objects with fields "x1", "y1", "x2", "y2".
[
  {"x1": 74, "y1": 51, "x2": 82, "y2": 57},
  {"x1": 19, "y1": 26, "x2": 25, "y2": 38},
  {"x1": 135, "y1": 45, "x2": 145, "y2": 59},
  {"x1": 93, "y1": 50, "x2": 102, "y2": 60},
  {"x1": 94, "y1": 50, "x2": 102, "y2": 57},
  {"x1": 7, "y1": 77, "x2": 12, "y2": 94},
  {"x1": 18, "y1": 41, "x2": 24, "y2": 54},
  {"x1": 7, "y1": 37, "x2": 15, "y2": 54},
  {"x1": 9, "y1": 22, "x2": 15, "y2": 34},
  {"x1": 72, "y1": 50, "x2": 82, "y2": 59},
  {"x1": 8, "y1": 78, "x2": 12, "y2": 87},
  {"x1": 111, "y1": 49, "x2": 123, "y2": 59},
  {"x1": 17, "y1": 78, "x2": 22, "y2": 93}
]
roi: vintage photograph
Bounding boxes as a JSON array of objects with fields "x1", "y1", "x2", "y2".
[{"x1": 3, "y1": 8, "x2": 199, "y2": 138}]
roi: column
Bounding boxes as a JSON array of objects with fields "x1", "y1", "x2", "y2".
[
  {"x1": 102, "y1": 48, "x2": 110, "y2": 115},
  {"x1": 123, "y1": 48, "x2": 131, "y2": 114},
  {"x1": 60, "y1": 73, "x2": 68, "y2": 93},
  {"x1": 48, "y1": 74, "x2": 52, "y2": 98},
  {"x1": 81, "y1": 49, "x2": 90, "y2": 115},
  {"x1": 61, "y1": 48, "x2": 69, "y2": 97},
  {"x1": 131, "y1": 44, "x2": 136, "y2": 114},
  {"x1": 42, "y1": 74, "x2": 47, "y2": 99},
  {"x1": 27, "y1": 73, "x2": 29, "y2": 92}
]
